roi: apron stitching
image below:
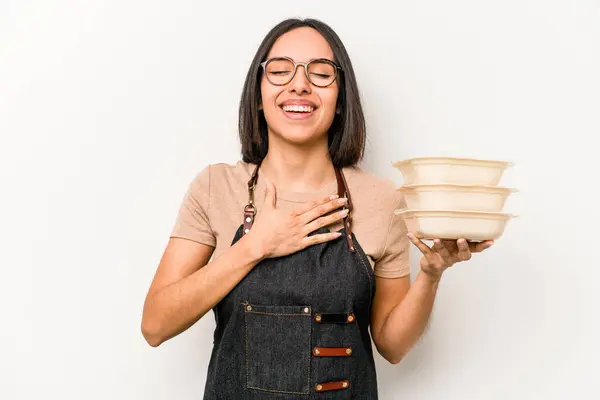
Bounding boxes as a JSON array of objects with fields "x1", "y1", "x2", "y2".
[
  {"x1": 307, "y1": 315, "x2": 312, "y2": 394},
  {"x1": 354, "y1": 241, "x2": 374, "y2": 309},
  {"x1": 246, "y1": 386, "x2": 309, "y2": 395},
  {"x1": 245, "y1": 311, "x2": 311, "y2": 317},
  {"x1": 244, "y1": 306, "x2": 249, "y2": 390}
]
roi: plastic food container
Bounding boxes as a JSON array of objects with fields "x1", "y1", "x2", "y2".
[
  {"x1": 394, "y1": 209, "x2": 517, "y2": 241},
  {"x1": 392, "y1": 157, "x2": 514, "y2": 186},
  {"x1": 397, "y1": 183, "x2": 518, "y2": 212}
]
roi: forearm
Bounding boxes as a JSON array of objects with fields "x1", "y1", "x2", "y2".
[
  {"x1": 143, "y1": 234, "x2": 264, "y2": 346},
  {"x1": 376, "y1": 271, "x2": 441, "y2": 363}
]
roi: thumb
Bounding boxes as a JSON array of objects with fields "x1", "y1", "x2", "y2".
[{"x1": 263, "y1": 177, "x2": 277, "y2": 208}]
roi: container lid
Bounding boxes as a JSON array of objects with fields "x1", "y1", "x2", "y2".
[
  {"x1": 394, "y1": 208, "x2": 518, "y2": 219},
  {"x1": 397, "y1": 183, "x2": 519, "y2": 193},
  {"x1": 392, "y1": 156, "x2": 515, "y2": 169}
]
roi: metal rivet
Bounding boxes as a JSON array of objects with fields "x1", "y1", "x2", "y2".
[
  {"x1": 315, "y1": 314, "x2": 322, "y2": 322},
  {"x1": 246, "y1": 305, "x2": 252, "y2": 311},
  {"x1": 316, "y1": 384, "x2": 323, "y2": 391},
  {"x1": 246, "y1": 217, "x2": 252, "y2": 223},
  {"x1": 342, "y1": 382, "x2": 348, "y2": 388},
  {"x1": 304, "y1": 307, "x2": 309, "y2": 313},
  {"x1": 314, "y1": 349, "x2": 320, "y2": 355},
  {"x1": 346, "y1": 348, "x2": 352, "y2": 355},
  {"x1": 244, "y1": 228, "x2": 249, "y2": 234},
  {"x1": 347, "y1": 315, "x2": 354, "y2": 323}
]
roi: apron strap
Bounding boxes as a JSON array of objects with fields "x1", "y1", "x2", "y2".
[
  {"x1": 242, "y1": 163, "x2": 260, "y2": 235},
  {"x1": 335, "y1": 167, "x2": 356, "y2": 252},
  {"x1": 242, "y1": 163, "x2": 355, "y2": 252}
]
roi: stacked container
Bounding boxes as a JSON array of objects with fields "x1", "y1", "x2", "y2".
[{"x1": 392, "y1": 157, "x2": 517, "y2": 242}]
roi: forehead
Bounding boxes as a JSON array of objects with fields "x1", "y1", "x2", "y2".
[{"x1": 267, "y1": 27, "x2": 334, "y2": 61}]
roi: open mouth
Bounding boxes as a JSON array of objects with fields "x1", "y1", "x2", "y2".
[{"x1": 280, "y1": 104, "x2": 316, "y2": 120}]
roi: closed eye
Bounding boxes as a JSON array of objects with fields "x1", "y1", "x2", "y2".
[{"x1": 310, "y1": 73, "x2": 332, "y2": 79}]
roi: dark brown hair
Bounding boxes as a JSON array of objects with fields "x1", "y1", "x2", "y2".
[{"x1": 238, "y1": 18, "x2": 366, "y2": 168}]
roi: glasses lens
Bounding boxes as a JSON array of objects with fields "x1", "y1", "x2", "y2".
[
  {"x1": 265, "y1": 58, "x2": 295, "y2": 85},
  {"x1": 307, "y1": 61, "x2": 336, "y2": 87}
]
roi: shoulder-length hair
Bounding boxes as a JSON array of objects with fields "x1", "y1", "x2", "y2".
[{"x1": 238, "y1": 18, "x2": 366, "y2": 168}]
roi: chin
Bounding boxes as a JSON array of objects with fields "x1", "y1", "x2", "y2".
[{"x1": 273, "y1": 126, "x2": 327, "y2": 145}]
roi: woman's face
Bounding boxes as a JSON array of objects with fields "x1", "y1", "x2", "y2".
[{"x1": 260, "y1": 27, "x2": 339, "y2": 146}]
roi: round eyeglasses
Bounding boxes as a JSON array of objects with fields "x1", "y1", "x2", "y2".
[{"x1": 260, "y1": 57, "x2": 342, "y2": 88}]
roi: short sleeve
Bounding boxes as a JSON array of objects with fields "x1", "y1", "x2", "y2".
[
  {"x1": 169, "y1": 165, "x2": 216, "y2": 247},
  {"x1": 373, "y1": 190, "x2": 411, "y2": 279}
]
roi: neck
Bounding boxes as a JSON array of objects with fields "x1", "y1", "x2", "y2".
[{"x1": 259, "y1": 133, "x2": 336, "y2": 193}]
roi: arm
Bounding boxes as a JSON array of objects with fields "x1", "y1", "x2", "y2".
[
  {"x1": 141, "y1": 234, "x2": 264, "y2": 347},
  {"x1": 370, "y1": 272, "x2": 440, "y2": 364},
  {"x1": 370, "y1": 235, "x2": 494, "y2": 364}
]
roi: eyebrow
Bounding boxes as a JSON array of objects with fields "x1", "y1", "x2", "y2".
[{"x1": 268, "y1": 56, "x2": 335, "y2": 62}]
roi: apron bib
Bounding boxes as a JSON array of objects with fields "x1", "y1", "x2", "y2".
[{"x1": 203, "y1": 164, "x2": 378, "y2": 399}]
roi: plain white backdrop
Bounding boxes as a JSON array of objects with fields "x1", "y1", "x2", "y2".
[{"x1": 1, "y1": 0, "x2": 599, "y2": 399}]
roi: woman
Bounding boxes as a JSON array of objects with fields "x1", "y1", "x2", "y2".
[{"x1": 141, "y1": 18, "x2": 494, "y2": 399}]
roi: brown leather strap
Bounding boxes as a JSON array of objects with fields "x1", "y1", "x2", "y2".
[
  {"x1": 242, "y1": 164, "x2": 260, "y2": 236},
  {"x1": 315, "y1": 380, "x2": 350, "y2": 392},
  {"x1": 312, "y1": 347, "x2": 353, "y2": 357},
  {"x1": 334, "y1": 168, "x2": 355, "y2": 252}
]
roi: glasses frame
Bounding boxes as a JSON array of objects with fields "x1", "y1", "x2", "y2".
[{"x1": 260, "y1": 56, "x2": 343, "y2": 88}]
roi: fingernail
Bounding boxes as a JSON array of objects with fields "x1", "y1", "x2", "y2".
[
  {"x1": 339, "y1": 209, "x2": 349, "y2": 216},
  {"x1": 406, "y1": 232, "x2": 414, "y2": 239},
  {"x1": 338, "y1": 197, "x2": 348, "y2": 204},
  {"x1": 329, "y1": 194, "x2": 339, "y2": 200}
]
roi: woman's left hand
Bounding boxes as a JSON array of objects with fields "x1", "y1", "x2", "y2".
[{"x1": 407, "y1": 233, "x2": 494, "y2": 282}]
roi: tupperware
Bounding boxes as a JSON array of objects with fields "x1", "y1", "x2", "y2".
[
  {"x1": 397, "y1": 183, "x2": 517, "y2": 212},
  {"x1": 392, "y1": 157, "x2": 514, "y2": 186},
  {"x1": 394, "y1": 209, "x2": 517, "y2": 241}
]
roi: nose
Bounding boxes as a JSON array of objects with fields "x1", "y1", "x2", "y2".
[{"x1": 288, "y1": 64, "x2": 311, "y2": 95}]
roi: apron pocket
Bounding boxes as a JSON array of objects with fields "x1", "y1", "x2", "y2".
[{"x1": 243, "y1": 302, "x2": 312, "y2": 394}]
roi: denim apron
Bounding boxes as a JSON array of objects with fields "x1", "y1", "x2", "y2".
[{"x1": 203, "y1": 164, "x2": 378, "y2": 399}]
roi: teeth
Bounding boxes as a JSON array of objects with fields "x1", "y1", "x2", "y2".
[{"x1": 283, "y1": 105, "x2": 314, "y2": 113}]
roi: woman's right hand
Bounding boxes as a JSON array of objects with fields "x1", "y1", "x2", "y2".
[{"x1": 246, "y1": 178, "x2": 349, "y2": 260}]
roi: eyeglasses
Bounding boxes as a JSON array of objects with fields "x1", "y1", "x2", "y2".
[{"x1": 260, "y1": 57, "x2": 342, "y2": 88}]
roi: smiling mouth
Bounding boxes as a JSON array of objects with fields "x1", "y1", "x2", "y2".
[
  {"x1": 281, "y1": 104, "x2": 315, "y2": 113},
  {"x1": 279, "y1": 104, "x2": 316, "y2": 120}
]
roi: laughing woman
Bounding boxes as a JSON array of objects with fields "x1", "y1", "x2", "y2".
[{"x1": 141, "y1": 18, "x2": 494, "y2": 399}]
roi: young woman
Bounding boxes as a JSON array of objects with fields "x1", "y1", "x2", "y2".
[{"x1": 141, "y1": 18, "x2": 494, "y2": 399}]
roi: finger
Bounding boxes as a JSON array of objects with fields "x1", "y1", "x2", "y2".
[
  {"x1": 471, "y1": 240, "x2": 494, "y2": 253},
  {"x1": 407, "y1": 233, "x2": 434, "y2": 256},
  {"x1": 304, "y1": 207, "x2": 349, "y2": 233},
  {"x1": 293, "y1": 193, "x2": 340, "y2": 217},
  {"x1": 299, "y1": 196, "x2": 348, "y2": 224},
  {"x1": 456, "y1": 238, "x2": 472, "y2": 261},
  {"x1": 441, "y1": 239, "x2": 458, "y2": 253},
  {"x1": 302, "y1": 231, "x2": 343, "y2": 247},
  {"x1": 263, "y1": 178, "x2": 277, "y2": 209},
  {"x1": 433, "y1": 239, "x2": 454, "y2": 264}
]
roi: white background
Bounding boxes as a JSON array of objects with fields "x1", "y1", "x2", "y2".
[{"x1": 1, "y1": 0, "x2": 599, "y2": 399}]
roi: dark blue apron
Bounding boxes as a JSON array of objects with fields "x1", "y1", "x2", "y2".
[{"x1": 203, "y1": 164, "x2": 378, "y2": 399}]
